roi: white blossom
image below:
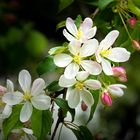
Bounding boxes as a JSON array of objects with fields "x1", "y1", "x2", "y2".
[
  {"x1": 2, "y1": 70, "x2": 51, "y2": 122},
  {"x1": 59, "y1": 71, "x2": 101, "y2": 108},
  {"x1": 95, "y1": 30, "x2": 130, "y2": 75},
  {"x1": 63, "y1": 17, "x2": 97, "y2": 43},
  {"x1": 54, "y1": 40, "x2": 102, "y2": 79}
]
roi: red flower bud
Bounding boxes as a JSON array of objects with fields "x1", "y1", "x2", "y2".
[
  {"x1": 0, "y1": 85, "x2": 7, "y2": 95},
  {"x1": 81, "y1": 101, "x2": 88, "y2": 111},
  {"x1": 128, "y1": 17, "x2": 137, "y2": 28},
  {"x1": 132, "y1": 40, "x2": 140, "y2": 51},
  {"x1": 101, "y1": 91, "x2": 112, "y2": 106}
]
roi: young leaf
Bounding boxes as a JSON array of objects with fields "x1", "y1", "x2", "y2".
[
  {"x1": 98, "y1": 0, "x2": 115, "y2": 10},
  {"x1": 55, "y1": 98, "x2": 75, "y2": 122},
  {"x1": 56, "y1": 21, "x2": 66, "y2": 30},
  {"x1": 37, "y1": 56, "x2": 57, "y2": 75},
  {"x1": 58, "y1": 0, "x2": 74, "y2": 12},
  {"x1": 31, "y1": 109, "x2": 53, "y2": 140},
  {"x1": 87, "y1": 90, "x2": 100, "y2": 124},
  {"x1": 70, "y1": 125, "x2": 93, "y2": 140},
  {"x1": 3, "y1": 105, "x2": 23, "y2": 140}
]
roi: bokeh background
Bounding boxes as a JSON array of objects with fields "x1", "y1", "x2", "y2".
[{"x1": 0, "y1": 0, "x2": 140, "y2": 140}]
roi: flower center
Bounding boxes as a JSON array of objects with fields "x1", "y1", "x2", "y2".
[
  {"x1": 77, "y1": 28, "x2": 83, "y2": 40},
  {"x1": 73, "y1": 55, "x2": 81, "y2": 64},
  {"x1": 100, "y1": 49, "x2": 112, "y2": 57},
  {"x1": 75, "y1": 81, "x2": 84, "y2": 90},
  {"x1": 23, "y1": 92, "x2": 32, "y2": 101}
]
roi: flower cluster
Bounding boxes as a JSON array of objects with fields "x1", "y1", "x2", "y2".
[{"x1": 50, "y1": 17, "x2": 130, "y2": 108}]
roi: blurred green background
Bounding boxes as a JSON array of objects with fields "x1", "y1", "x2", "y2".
[{"x1": 0, "y1": 0, "x2": 140, "y2": 140}]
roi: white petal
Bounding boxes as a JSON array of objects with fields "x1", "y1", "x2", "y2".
[
  {"x1": 64, "y1": 63, "x2": 79, "y2": 79},
  {"x1": 84, "y1": 80, "x2": 101, "y2": 90},
  {"x1": 80, "y1": 39, "x2": 99, "y2": 57},
  {"x1": 31, "y1": 78, "x2": 45, "y2": 96},
  {"x1": 7, "y1": 79, "x2": 14, "y2": 92},
  {"x1": 85, "y1": 27, "x2": 97, "y2": 39},
  {"x1": 100, "y1": 30, "x2": 119, "y2": 50},
  {"x1": 76, "y1": 71, "x2": 89, "y2": 81},
  {"x1": 66, "y1": 17, "x2": 77, "y2": 37},
  {"x1": 2, "y1": 105, "x2": 12, "y2": 118},
  {"x1": 107, "y1": 48, "x2": 130, "y2": 62},
  {"x1": 101, "y1": 58, "x2": 113, "y2": 75},
  {"x1": 63, "y1": 29, "x2": 76, "y2": 42},
  {"x1": 59, "y1": 75, "x2": 76, "y2": 87},
  {"x1": 108, "y1": 85, "x2": 124, "y2": 97},
  {"x1": 80, "y1": 17, "x2": 93, "y2": 32},
  {"x1": 81, "y1": 60, "x2": 102, "y2": 75},
  {"x1": 69, "y1": 40, "x2": 81, "y2": 55},
  {"x1": 95, "y1": 50, "x2": 102, "y2": 63},
  {"x1": 2, "y1": 91, "x2": 23, "y2": 105},
  {"x1": 67, "y1": 88, "x2": 80, "y2": 108},
  {"x1": 31, "y1": 95, "x2": 51, "y2": 110},
  {"x1": 54, "y1": 53, "x2": 73, "y2": 67},
  {"x1": 22, "y1": 128, "x2": 33, "y2": 134},
  {"x1": 109, "y1": 84, "x2": 127, "y2": 89},
  {"x1": 20, "y1": 102, "x2": 33, "y2": 122},
  {"x1": 80, "y1": 89, "x2": 94, "y2": 107},
  {"x1": 18, "y1": 70, "x2": 31, "y2": 93}
]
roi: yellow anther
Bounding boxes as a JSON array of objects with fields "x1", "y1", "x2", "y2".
[
  {"x1": 73, "y1": 55, "x2": 81, "y2": 64},
  {"x1": 75, "y1": 81, "x2": 84, "y2": 90},
  {"x1": 100, "y1": 49, "x2": 112, "y2": 57},
  {"x1": 23, "y1": 92, "x2": 32, "y2": 101},
  {"x1": 77, "y1": 28, "x2": 83, "y2": 40}
]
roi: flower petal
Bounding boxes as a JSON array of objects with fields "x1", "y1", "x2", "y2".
[
  {"x1": 80, "y1": 39, "x2": 99, "y2": 57},
  {"x1": 67, "y1": 88, "x2": 80, "y2": 108},
  {"x1": 69, "y1": 40, "x2": 81, "y2": 55},
  {"x1": 31, "y1": 78, "x2": 45, "y2": 96},
  {"x1": 31, "y1": 95, "x2": 51, "y2": 110},
  {"x1": 85, "y1": 27, "x2": 97, "y2": 39},
  {"x1": 20, "y1": 102, "x2": 33, "y2": 122},
  {"x1": 81, "y1": 60, "x2": 102, "y2": 75},
  {"x1": 7, "y1": 79, "x2": 14, "y2": 92},
  {"x1": 101, "y1": 58, "x2": 113, "y2": 75},
  {"x1": 18, "y1": 70, "x2": 31, "y2": 93},
  {"x1": 64, "y1": 62, "x2": 79, "y2": 79},
  {"x1": 84, "y1": 79, "x2": 101, "y2": 90},
  {"x1": 54, "y1": 53, "x2": 73, "y2": 67},
  {"x1": 22, "y1": 128, "x2": 33, "y2": 135},
  {"x1": 80, "y1": 89, "x2": 94, "y2": 107},
  {"x1": 2, "y1": 91, "x2": 23, "y2": 105},
  {"x1": 109, "y1": 84, "x2": 127, "y2": 89},
  {"x1": 2, "y1": 105, "x2": 12, "y2": 118},
  {"x1": 59, "y1": 75, "x2": 76, "y2": 87},
  {"x1": 107, "y1": 48, "x2": 130, "y2": 62},
  {"x1": 63, "y1": 29, "x2": 76, "y2": 42},
  {"x1": 66, "y1": 17, "x2": 77, "y2": 37},
  {"x1": 76, "y1": 71, "x2": 89, "y2": 81},
  {"x1": 108, "y1": 85, "x2": 124, "y2": 97},
  {"x1": 100, "y1": 30, "x2": 119, "y2": 50}
]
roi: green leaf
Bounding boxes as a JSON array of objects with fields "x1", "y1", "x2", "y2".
[
  {"x1": 98, "y1": 0, "x2": 115, "y2": 10},
  {"x1": 87, "y1": 90, "x2": 100, "y2": 124},
  {"x1": 37, "y1": 56, "x2": 57, "y2": 75},
  {"x1": 58, "y1": 0, "x2": 74, "y2": 12},
  {"x1": 70, "y1": 125, "x2": 93, "y2": 140},
  {"x1": 48, "y1": 46, "x2": 67, "y2": 55},
  {"x1": 31, "y1": 109, "x2": 52, "y2": 140},
  {"x1": 55, "y1": 98, "x2": 75, "y2": 122},
  {"x1": 75, "y1": 15, "x2": 82, "y2": 28},
  {"x1": 56, "y1": 21, "x2": 66, "y2": 30},
  {"x1": 47, "y1": 81, "x2": 63, "y2": 92},
  {"x1": 3, "y1": 105, "x2": 23, "y2": 140}
]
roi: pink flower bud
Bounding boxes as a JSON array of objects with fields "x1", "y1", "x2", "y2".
[
  {"x1": 112, "y1": 67, "x2": 127, "y2": 82},
  {"x1": 0, "y1": 85, "x2": 7, "y2": 95},
  {"x1": 81, "y1": 101, "x2": 88, "y2": 111},
  {"x1": 132, "y1": 40, "x2": 140, "y2": 51},
  {"x1": 128, "y1": 17, "x2": 137, "y2": 28},
  {"x1": 101, "y1": 91, "x2": 112, "y2": 106}
]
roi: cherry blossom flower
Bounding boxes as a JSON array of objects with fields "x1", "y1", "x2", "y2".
[
  {"x1": 54, "y1": 40, "x2": 102, "y2": 79},
  {"x1": 63, "y1": 17, "x2": 97, "y2": 43},
  {"x1": 59, "y1": 71, "x2": 101, "y2": 108},
  {"x1": 95, "y1": 30, "x2": 130, "y2": 75},
  {"x1": 2, "y1": 70, "x2": 51, "y2": 122}
]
